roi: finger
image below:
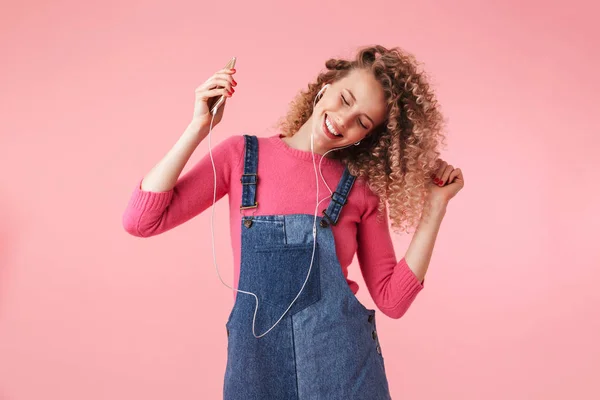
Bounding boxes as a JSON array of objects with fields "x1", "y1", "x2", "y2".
[
  {"x1": 432, "y1": 160, "x2": 447, "y2": 183},
  {"x1": 201, "y1": 87, "x2": 233, "y2": 101},
  {"x1": 218, "y1": 67, "x2": 236, "y2": 75},
  {"x1": 438, "y1": 164, "x2": 454, "y2": 185},
  {"x1": 436, "y1": 160, "x2": 447, "y2": 176},
  {"x1": 211, "y1": 69, "x2": 236, "y2": 91},
  {"x1": 201, "y1": 77, "x2": 234, "y2": 92},
  {"x1": 198, "y1": 73, "x2": 232, "y2": 89},
  {"x1": 448, "y1": 168, "x2": 463, "y2": 185},
  {"x1": 212, "y1": 72, "x2": 237, "y2": 86}
]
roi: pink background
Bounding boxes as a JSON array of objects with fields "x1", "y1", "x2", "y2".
[{"x1": 1, "y1": 0, "x2": 598, "y2": 399}]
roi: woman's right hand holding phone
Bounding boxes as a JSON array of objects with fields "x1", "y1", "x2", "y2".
[{"x1": 190, "y1": 67, "x2": 237, "y2": 132}]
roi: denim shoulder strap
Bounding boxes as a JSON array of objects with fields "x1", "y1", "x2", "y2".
[
  {"x1": 240, "y1": 135, "x2": 259, "y2": 210},
  {"x1": 321, "y1": 166, "x2": 356, "y2": 226}
]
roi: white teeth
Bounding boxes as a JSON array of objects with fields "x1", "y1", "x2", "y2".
[{"x1": 325, "y1": 116, "x2": 341, "y2": 136}]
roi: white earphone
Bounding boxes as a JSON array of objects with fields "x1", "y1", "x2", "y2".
[{"x1": 315, "y1": 83, "x2": 329, "y2": 101}]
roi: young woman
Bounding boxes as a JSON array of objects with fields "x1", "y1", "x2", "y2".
[{"x1": 123, "y1": 45, "x2": 464, "y2": 399}]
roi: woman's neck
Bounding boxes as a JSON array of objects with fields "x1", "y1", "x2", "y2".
[{"x1": 282, "y1": 118, "x2": 328, "y2": 155}]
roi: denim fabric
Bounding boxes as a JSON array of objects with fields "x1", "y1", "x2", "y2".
[
  {"x1": 240, "y1": 135, "x2": 259, "y2": 210},
  {"x1": 224, "y1": 135, "x2": 391, "y2": 400}
]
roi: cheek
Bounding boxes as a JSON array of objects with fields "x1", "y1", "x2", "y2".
[
  {"x1": 358, "y1": 131, "x2": 371, "y2": 141},
  {"x1": 314, "y1": 100, "x2": 333, "y2": 121},
  {"x1": 346, "y1": 129, "x2": 368, "y2": 143},
  {"x1": 321, "y1": 96, "x2": 340, "y2": 111}
]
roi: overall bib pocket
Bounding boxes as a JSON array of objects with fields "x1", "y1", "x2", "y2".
[{"x1": 248, "y1": 243, "x2": 322, "y2": 315}]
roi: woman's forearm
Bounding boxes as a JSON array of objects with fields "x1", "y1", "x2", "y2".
[
  {"x1": 140, "y1": 121, "x2": 209, "y2": 193},
  {"x1": 404, "y1": 199, "x2": 447, "y2": 283}
]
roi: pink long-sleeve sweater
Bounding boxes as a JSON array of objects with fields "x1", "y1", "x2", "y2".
[{"x1": 122, "y1": 133, "x2": 424, "y2": 319}]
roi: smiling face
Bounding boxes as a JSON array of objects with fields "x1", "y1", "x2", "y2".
[{"x1": 310, "y1": 68, "x2": 388, "y2": 153}]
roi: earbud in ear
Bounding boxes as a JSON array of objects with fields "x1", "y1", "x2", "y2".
[{"x1": 315, "y1": 84, "x2": 330, "y2": 104}]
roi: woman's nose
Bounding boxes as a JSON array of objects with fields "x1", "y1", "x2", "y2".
[{"x1": 335, "y1": 114, "x2": 349, "y2": 130}]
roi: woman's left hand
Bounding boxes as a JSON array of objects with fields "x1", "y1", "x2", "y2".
[{"x1": 428, "y1": 159, "x2": 464, "y2": 205}]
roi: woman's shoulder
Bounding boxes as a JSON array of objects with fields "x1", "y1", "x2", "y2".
[
  {"x1": 221, "y1": 133, "x2": 277, "y2": 151},
  {"x1": 216, "y1": 133, "x2": 280, "y2": 168},
  {"x1": 218, "y1": 133, "x2": 246, "y2": 146},
  {"x1": 213, "y1": 134, "x2": 246, "y2": 157},
  {"x1": 256, "y1": 133, "x2": 282, "y2": 147},
  {"x1": 352, "y1": 176, "x2": 382, "y2": 215}
]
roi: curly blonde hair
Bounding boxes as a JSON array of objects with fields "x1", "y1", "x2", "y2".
[{"x1": 276, "y1": 45, "x2": 447, "y2": 234}]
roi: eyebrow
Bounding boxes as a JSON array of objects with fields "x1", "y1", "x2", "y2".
[{"x1": 347, "y1": 89, "x2": 374, "y2": 125}]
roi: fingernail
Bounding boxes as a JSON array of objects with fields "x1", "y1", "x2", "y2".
[
  {"x1": 232, "y1": 79, "x2": 237, "y2": 86},
  {"x1": 231, "y1": 88, "x2": 235, "y2": 93},
  {"x1": 434, "y1": 178, "x2": 439, "y2": 183},
  {"x1": 230, "y1": 68, "x2": 236, "y2": 73}
]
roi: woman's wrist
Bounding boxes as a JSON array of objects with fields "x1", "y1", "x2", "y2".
[{"x1": 185, "y1": 119, "x2": 210, "y2": 141}]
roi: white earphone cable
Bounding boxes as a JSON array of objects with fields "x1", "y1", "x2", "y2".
[{"x1": 208, "y1": 85, "x2": 353, "y2": 338}]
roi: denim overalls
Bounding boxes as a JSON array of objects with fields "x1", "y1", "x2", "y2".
[{"x1": 223, "y1": 135, "x2": 392, "y2": 400}]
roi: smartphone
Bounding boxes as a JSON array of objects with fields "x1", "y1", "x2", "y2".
[{"x1": 209, "y1": 56, "x2": 237, "y2": 115}]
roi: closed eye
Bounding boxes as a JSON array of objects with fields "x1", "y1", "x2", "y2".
[{"x1": 341, "y1": 94, "x2": 368, "y2": 129}]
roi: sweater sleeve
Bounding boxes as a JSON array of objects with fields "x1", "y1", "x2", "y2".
[
  {"x1": 122, "y1": 134, "x2": 245, "y2": 237},
  {"x1": 356, "y1": 182, "x2": 425, "y2": 319}
]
